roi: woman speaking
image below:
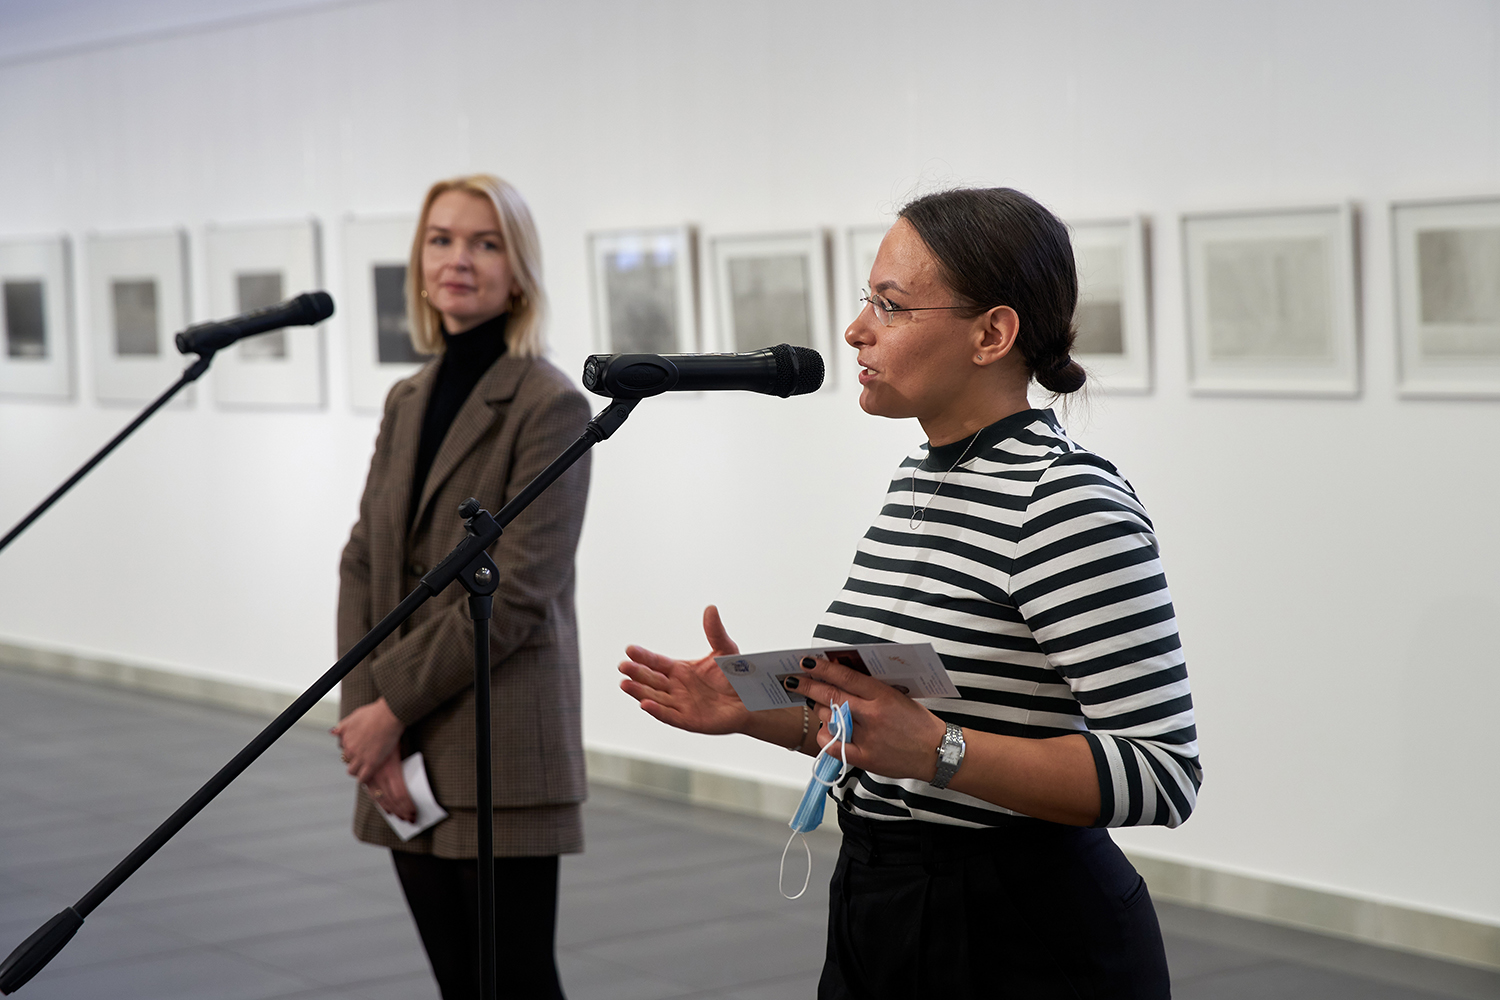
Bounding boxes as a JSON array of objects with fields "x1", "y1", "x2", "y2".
[
  {"x1": 334, "y1": 174, "x2": 589, "y2": 1000},
  {"x1": 620, "y1": 187, "x2": 1199, "y2": 999}
]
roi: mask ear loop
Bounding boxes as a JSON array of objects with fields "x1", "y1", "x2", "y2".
[
  {"x1": 779, "y1": 703, "x2": 853, "y2": 901},
  {"x1": 780, "y1": 830, "x2": 813, "y2": 899},
  {"x1": 819, "y1": 701, "x2": 852, "y2": 786}
]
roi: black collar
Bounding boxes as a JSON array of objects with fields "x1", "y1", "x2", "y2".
[{"x1": 920, "y1": 408, "x2": 1056, "y2": 470}]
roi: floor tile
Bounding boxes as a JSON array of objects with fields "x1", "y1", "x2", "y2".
[
  {"x1": 262, "y1": 970, "x2": 442, "y2": 1000},
  {"x1": 1174, "y1": 959, "x2": 1458, "y2": 1000},
  {"x1": 225, "y1": 914, "x2": 431, "y2": 986},
  {"x1": 17, "y1": 947, "x2": 316, "y2": 1000},
  {"x1": 555, "y1": 950, "x2": 698, "y2": 1000},
  {"x1": 574, "y1": 910, "x2": 827, "y2": 993},
  {"x1": 8, "y1": 912, "x2": 199, "y2": 975},
  {"x1": 2, "y1": 666, "x2": 1495, "y2": 1000},
  {"x1": 128, "y1": 876, "x2": 407, "y2": 945}
]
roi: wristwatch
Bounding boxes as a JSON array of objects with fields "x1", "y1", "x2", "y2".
[{"x1": 930, "y1": 722, "x2": 965, "y2": 789}]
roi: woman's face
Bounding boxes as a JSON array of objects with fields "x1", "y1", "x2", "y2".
[
  {"x1": 421, "y1": 189, "x2": 516, "y2": 334},
  {"x1": 845, "y1": 219, "x2": 991, "y2": 432}
]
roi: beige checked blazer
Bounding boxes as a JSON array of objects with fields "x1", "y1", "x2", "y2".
[{"x1": 337, "y1": 350, "x2": 591, "y2": 858}]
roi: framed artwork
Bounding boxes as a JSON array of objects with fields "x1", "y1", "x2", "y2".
[
  {"x1": 343, "y1": 215, "x2": 423, "y2": 411},
  {"x1": 1392, "y1": 196, "x2": 1500, "y2": 397},
  {"x1": 845, "y1": 224, "x2": 889, "y2": 327},
  {"x1": 205, "y1": 219, "x2": 325, "y2": 408},
  {"x1": 709, "y1": 231, "x2": 833, "y2": 368},
  {"x1": 85, "y1": 229, "x2": 193, "y2": 405},
  {"x1": 587, "y1": 227, "x2": 698, "y2": 354},
  {"x1": 1069, "y1": 218, "x2": 1152, "y2": 393},
  {"x1": 0, "y1": 235, "x2": 73, "y2": 400},
  {"x1": 1181, "y1": 205, "x2": 1358, "y2": 397}
]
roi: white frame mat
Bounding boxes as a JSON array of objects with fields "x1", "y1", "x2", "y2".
[
  {"x1": 205, "y1": 219, "x2": 325, "y2": 409},
  {"x1": 1069, "y1": 218, "x2": 1152, "y2": 394},
  {"x1": 0, "y1": 235, "x2": 73, "y2": 400},
  {"x1": 1182, "y1": 205, "x2": 1358, "y2": 397},
  {"x1": 587, "y1": 227, "x2": 699, "y2": 355},
  {"x1": 343, "y1": 215, "x2": 423, "y2": 412},
  {"x1": 708, "y1": 230, "x2": 833, "y2": 376},
  {"x1": 844, "y1": 224, "x2": 890, "y2": 328},
  {"x1": 86, "y1": 229, "x2": 192, "y2": 405},
  {"x1": 1391, "y1": 196, "x2": 1500, "y2": 398}
]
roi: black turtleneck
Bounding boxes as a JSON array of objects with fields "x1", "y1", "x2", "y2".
[{"x1": 408, "y1": 312, "x2": 509, "y2": 530}]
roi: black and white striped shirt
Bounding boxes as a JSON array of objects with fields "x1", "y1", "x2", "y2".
[{"x1": 816, "y1": 409, "x2": 1201, "y2": 829}]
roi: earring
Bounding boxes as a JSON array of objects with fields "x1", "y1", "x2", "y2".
[
  {"x1": 420, "y1": 289, "x2": 428, "y2": 299},
  {"x1": 975, "y1": 354, "x2": 984, "y2": 362}
]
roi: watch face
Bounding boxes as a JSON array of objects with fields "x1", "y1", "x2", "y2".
[{"x1": 940, "y1": 746, "x2": 961, "y2": 765}]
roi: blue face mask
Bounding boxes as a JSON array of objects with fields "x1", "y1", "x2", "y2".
[{"x1": 781, "y1": 701, "x2": 852, "y2": 899}]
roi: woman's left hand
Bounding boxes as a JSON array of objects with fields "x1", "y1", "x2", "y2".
[
  {"x1": 332, "y1": 697, "x2": 404, "y2": 784},
  {"x1": 785, "y1": 657, "x2": 949, "y2": 782}
]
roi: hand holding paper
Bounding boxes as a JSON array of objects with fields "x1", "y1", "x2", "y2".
[
  {"x1": 375, "y1": 753, "x2": 449, "y2": 842},
  {"x1": 714, "y1": 642, "x2": 959, "y2": 711}
]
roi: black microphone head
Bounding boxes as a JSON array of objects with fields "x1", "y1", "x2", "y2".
[
  {"x1": 769, "y1": 344, "x2": 825, "y2": 397},
  {"x1": 296, "y1": 291, "x2": 335, "y2": 324}
]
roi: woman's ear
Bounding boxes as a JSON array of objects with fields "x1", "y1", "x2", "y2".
[{"x1": 973, "y1": 305, "x2": 1020, "y2": 365}]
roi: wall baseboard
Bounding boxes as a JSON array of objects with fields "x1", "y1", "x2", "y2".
[
  {"x1": 582, "y1": 744, "x2": 1499, "y2": 972},
  {"x1": 0, "y1": 639, "x2": 341, "y2": 729},
  {"x1": 3, "y1": 639, "x2": 1495, "y2": 971}
]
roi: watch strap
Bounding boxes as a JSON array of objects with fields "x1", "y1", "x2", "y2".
[{"x1": 930, "y1": 722, "x2": 965, "y2": 789}]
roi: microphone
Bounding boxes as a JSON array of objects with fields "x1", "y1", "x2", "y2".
[
  {"x1": 582, "y1": 344, "x2": 825, "y2": 399},
  {"x1": 174, "y1": 291, "x2": 334, "y2": 356}
]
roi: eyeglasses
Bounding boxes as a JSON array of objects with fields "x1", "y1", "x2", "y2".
[{"x1": 859, "y1": 288, "x2": 970, "y2": 327}]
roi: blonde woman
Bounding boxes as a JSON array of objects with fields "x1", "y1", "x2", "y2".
[{"x1": 334, "y1": 174, "x2": 588, "y2": 1000}]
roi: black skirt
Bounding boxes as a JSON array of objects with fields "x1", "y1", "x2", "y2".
[{"x1": 820, "y1": 807, "x2": 1171, "y2": 999}]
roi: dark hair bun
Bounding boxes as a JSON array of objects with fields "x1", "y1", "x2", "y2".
[{"x1": 1036, "y1": 355, "x2": 1086, "y2": 394}]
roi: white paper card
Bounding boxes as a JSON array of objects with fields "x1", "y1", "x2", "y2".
[
  {"x1": 715, "y1": 643, "x2": 959, "y2": 711},
  {"x1": 377, "y1": 752, "x2": 449, "y2": 841}
]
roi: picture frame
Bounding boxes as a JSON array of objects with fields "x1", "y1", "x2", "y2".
[
  {"x1": 343, "y1": 215, "x2": 424, "y2": 412},
  {"x1": 1181, "y1": 205, "x2": 1358, "y2": 397},
  {"x1": 1069, "y1": 218, "x2": 1152, "y2": 393},
  {"x1": 85, "y1": 229, "x2": 193, "y2": 405},
  {"x1": 0, "y1": 234, "x2": 73, "y2": 400},
  {"x1": 845, "y1": 224, "x2": 889, "y2": 327},
  {"x1": 708, "y1": 231, "x2": 834, "y2": 372},
  {"x1": 1391, "y1": 196, "x2": 1500, "y2": 398},
  {"x1": 587, "y1": 227, "x2": 698, "y2": 355},
  {"x1": 204, "y1": 219, "x2": 325, "y2": 409}
]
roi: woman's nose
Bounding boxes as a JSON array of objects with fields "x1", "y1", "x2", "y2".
[{"x1": 845, "y1": 307, "x2": 876, "y2": 347}]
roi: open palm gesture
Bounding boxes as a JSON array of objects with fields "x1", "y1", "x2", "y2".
[{"x1": 618, "y1": 605, "x2": 751, "y2": 736}]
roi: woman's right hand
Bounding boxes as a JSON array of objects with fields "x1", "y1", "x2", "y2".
[
  {"x1": 619, "y1": 605, "x2": 752, "y2": 736},
  {"x1": 364, "y1": 750, "x2": 417, "y2": 823}
]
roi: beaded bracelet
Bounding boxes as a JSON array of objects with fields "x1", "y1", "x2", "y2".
[{"x1": 786, "y1": 703, "x2": 810, "y2": 751}]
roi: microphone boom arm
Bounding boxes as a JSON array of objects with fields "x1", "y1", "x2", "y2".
[
  {"x1": 0, "y1": 352, "x2": 214, "y2": 558},
  {"x1": 0, "y1": 396, "x2": 639, "y2": 996}
]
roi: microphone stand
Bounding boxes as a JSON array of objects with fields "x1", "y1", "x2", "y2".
[
  {"x1": 0, "y1": 351, "x2": 216, "y2": 556},
  {"x1": 0, "y1": 396, "x2": 640, "y2": 1000}
]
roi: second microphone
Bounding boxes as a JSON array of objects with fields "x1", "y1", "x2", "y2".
[{"x1": 582, "y1": 344, "x2": 825, "y2": 399}]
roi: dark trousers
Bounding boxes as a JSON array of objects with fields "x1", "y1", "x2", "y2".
[
  {"x1": 391, "y1": 851, "x2": 565, "y2": 1000},
  {"x1": 820, "y1": 809, "x2": 1171, "y2": 1000}
]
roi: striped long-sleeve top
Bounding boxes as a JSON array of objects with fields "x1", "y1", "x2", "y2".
[{"x1": 816, "y1": 408, "x2": 1201, "y2": 829}]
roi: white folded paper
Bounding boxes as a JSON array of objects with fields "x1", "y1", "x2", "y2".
[
  {"x1": 376, "y1": 752, "x2": 449, "y2": 841},
  {"x1": 715, "y1": 642, "x2": 960, "y2": 711}
]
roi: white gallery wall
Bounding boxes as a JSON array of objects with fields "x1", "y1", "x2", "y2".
[{"x1": 1, "y1": 0, "x2": 1497, "y2": 931}]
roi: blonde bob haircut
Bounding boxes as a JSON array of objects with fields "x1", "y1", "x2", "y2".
[{"x1": 405, "y1": 173, "x2": 548, "y2": 358}]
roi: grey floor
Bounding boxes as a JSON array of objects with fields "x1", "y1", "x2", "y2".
[{"x1": 1, "y1": 667, "x2": 1497, "y2": 1000}]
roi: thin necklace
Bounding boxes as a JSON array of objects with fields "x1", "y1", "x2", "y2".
[{"x1": 909, "y1": 433, "x2": 980, "y2": 529}]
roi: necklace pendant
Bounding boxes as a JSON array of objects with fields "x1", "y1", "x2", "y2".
[{"x1": 908, "y1": 508, "x2": 924, "y2": 530}]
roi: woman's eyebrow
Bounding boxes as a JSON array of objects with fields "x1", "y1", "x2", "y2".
[
  {"x1": 425, "y1": 225, "x2": 503, "y2": 239},
  {"x1": 873, "y1": 279, "x2": 910, "y2": 295}
]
